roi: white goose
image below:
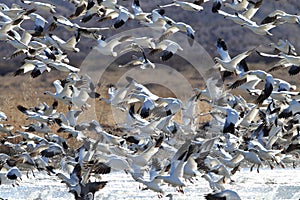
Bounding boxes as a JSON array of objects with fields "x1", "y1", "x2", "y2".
[
  {"x1": 214, "y1": 47, "x2": 255, "y2": 74},
  {"x1": 159, "y1": 1, "x2": 204, "y2": 12},
  {"x1": 112, "y1": 5, "x2": 134, "y2": 29},
  {"x1": 21, "y1": 0, "x2": 56, "y2": 13},
  {"x1": 241, "y1": 21, "x2": 277, "y2": 36},
  {"x1": 224, "y1": 0, "x2": 249, "y2": 11},
  {"x1": 261, "y1": 10, "x2": 300, "y2": 25},
  {"x1": 155, "y1": 143, "x2": 194, "y2": 193},
  {"x1": 159, "y1": 21, "x2": 195, "y2": 46},
  {"x1": 150, "y1": 39, "x2": 183, "y2": 61},
  {"x1": 94, "y1": 35, "x2": 132, "y2": 57}
]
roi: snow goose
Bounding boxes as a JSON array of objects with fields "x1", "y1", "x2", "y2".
[
  {"x1": 58, "y1": 110, "x2": 82, "y2": 127},
  {"x1": 17, "y1": 104, "x2": 57, "y2": 124},
  {"x1": 224, "y1": 0, "x2": 249, "y2": 11},
  {"x1": 214, "y1": 47, "x2": 255, "y2": 74},
  {"x1": 21, "y1": 0, "x2": 56, "y2": 13},
  {"x1": 93, "y1": 153, "x2": 132, "y2": 173},
  {"x1": 273, "y1": 78, "x2": 296, "y2": 92},
  {"x1": 181, "y1": 89, "x2": 201, "y2": 128},
  {"x1": 119, "y1": 50, "x2": 155, "y2": 69},
  {"x1": 125, "y1": 92, "x2": 157, "y2": 118},
  {"x1": 131, "y1": 0, "x2": 151, "y2": 22},
  {"x1": 69, "y1": 0, "x2": 87, "y2": 19},
  {"x1": 235, "y1": 149, "x2": 262, "y2": 172},
  {"x1": 62, "y1": 86, "x2": 90, "y2": 110},
  {"x1": 139, "y1": 8, "x2": 170, "y2": 30},
  {"x1": 49, "y1": 15, "x2": 78, "y2": 32},
  {"x1": 0, "y1": 3, "x2": 25, "y2": 19},
  {"x1": 240, "y1": 0, "x2": 263, "y2": 20},
  {"x1": 44, "y1": 80, "x2": 73, "y2": 105},
  {"x1": 217, "y1": 38, "x2": 231, "y2": 62},
  {"x1": 94, "y1": 35, "x2": 132, "y2": 57},
  {"x1": 155, "y1": 143, "x2": 194, "y2": 193},
  {"x1": 48, "y1": 34, "x2": 80, "y2": 53},
  {"x1": 6, "y1": 166, "x2": 22, "y2": 187},
  {"x1": 154, "y1": 97, "x2": 183, "y2": 117},
  {"x1": 255, "y1": 73, "x2": 274, "y2": 104},
  {"x1": 201, "y1": 173, "x2": 225, "y2": 191},
  {"x1": 112, "y1": 5, "x2": 134, "y2": 29},
  {"x1": 87, "y1": 120, "x2": 125, "y2": 146},
  {"x1": 227, "y1": 71, "x2": 261, "y2": 91},
  {"x1": 217, "y1": 10, "x2": 253, "y2": 25},
  {"x1": 205, "y1": 189, "x2": 241, "y2": 200},
  {"x1": 101, "y1": 84, "x2": 130, "y2": 111},
  {"x1": 0, "y1": 124, "x2": 13, "y2": 135},
  {"x1": 56, "y1": 163, "x2": 81, "y2": 189},
  {"x1": 0, "y1": 18, "x2": 24, "y2": 41},
  {"x1": 241, "y1": 21, "x2": 277, "y2": 36},
  {"x1": 126, "y1": 76, "x2": 160, "y2": 100},
  {"x1": 216, "y1": 38, "x2": 249, "y2": 79},
  {"x1": 204, "y1": 156, "x2": 234, "y2": 183},
  {"x1": 44, "y1": 132, "x2": 69, "y2": 150},
  {"x1": 40, "y1": 143, "x2": 65, "y2": 158},
  {"x1": 26, "y1": 13, "x2": 48, "y2": 36},
  {"x1": 150, "y1": 39, "x2": 183, "y2": 61},
  {"x1": 79, "y1": 1, "x2": 103, "y2": 23},
  {"x1": 13, "y1": 152, "x2": 37, "y2": 178},
  {"x1": 288, "y1": 65, "x2": 300, "y2": 76},
  {"x1": 20, "y1": 122, "x2": 51, "y2": 134},
  {"x1": 129, "y1": 158, "x2": 166, "y2": 197},
  {"x1": 0, "y1": 111, "x2": 7, "y2": 121},
  {"x1": 15, "y1": 130, "x2": 47, "y2": 144},
  {"x1": 112, "y1": 133, "x2": 164, "y2": 169},
  {"x1": 158, "y1": 21, "x2": 195, "y2": 46},
  {"x1": 212, "y1": 0, "x2": 223, "y2": 13},
  {"x1": 48, "y1": 61, "x2": 80, "y2": 73},
  {"x1": 278, "y1": 99, "x2": 300, "y2": 119},
  {"x1": 261, "y1": 10, "x2": 300, "y2": 25},
  {"x1": 159, "y1": 1, "x2": 204, "y2": 12},
  {"x1": 269, "y1": 39, "x2": 297, "y2": 55}
]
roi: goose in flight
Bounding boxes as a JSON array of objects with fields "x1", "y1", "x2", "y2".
[
  {"x1": 159, "y1": 1, "x2": 204, "y2": 12},
  {"x1": 268, "y1": 39, "x2": 297, "y2": 55},
  {"x1": 159, "y1": 21, "x2": 195, "y2": 46},
  {"x1": 150, "y1": 39, "x2": 183, "y2": 61},
  {"x1": 48, "y1": 34, "x2": 80, "y2": 53},
  {"x1": 216, "y1": 38, "x2": 249, "y2": 79},
  {"x1": 214, "y1": 47, "x2": 255, "y2": 74},
  {"x1": 112, "y1": 5, "x2": 134, "y2": 29},
  {"x1": 155, "y1": 142, "x2": 194, "y2": 193},
  {"x1": 261, "y1": 10, "x2": 300, "y2": 25},
  {"x1": 255, "y1": 74, "x2": 274, "y2": 104},
  {"x1": 212, "y1": 0, "x2": 224, "y2": 13},
  {"x1": 94, "y1": 35, "x2": 132, "y2": 57},
  {"x1": 241, "y1": 21, "x2": 277, "y2": 36},
  {"x1": 218, "y1": 3, "x2": 262, "y2": 26},
  {"x1": 224, "y1": 0, "x2": 249, "y2": 11},
  {"x1": 14, "y1": 59, "x2": 51, "y2": 78},
  {"x1": 44, "y1": 80, "x2": 73, "y2": 105},
  {"x1": 21, "y1": 0, "x2": 56, "y2": 13},
  {"x1": 131, "y1": 0, "x2": 151, "y2": 22},
  {"x1": 119, "y1": 50, "x2": 155, "y2": 69},
  {"x1": 6, "y1": 166, "x2": 22, "y2": 187},
  {"x1": 278, "y1": 99, "x2": 300, "y2": 119},
  {"x1": 239, "y1": 0, "x2": 263, "y2": 20}
]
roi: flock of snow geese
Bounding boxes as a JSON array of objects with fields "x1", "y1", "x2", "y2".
[{"x1": 0, "y1": 0, "x2": 300, "y2": 199}]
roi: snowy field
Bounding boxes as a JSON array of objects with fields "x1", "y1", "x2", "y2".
[{"x1": 1, "y1": 168, "x2": 300, "y2": 200}]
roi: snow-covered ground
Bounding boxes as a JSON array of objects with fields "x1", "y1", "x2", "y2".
[{"x1": 1, "y1": 168, "x2": 300, "y2": 200}]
